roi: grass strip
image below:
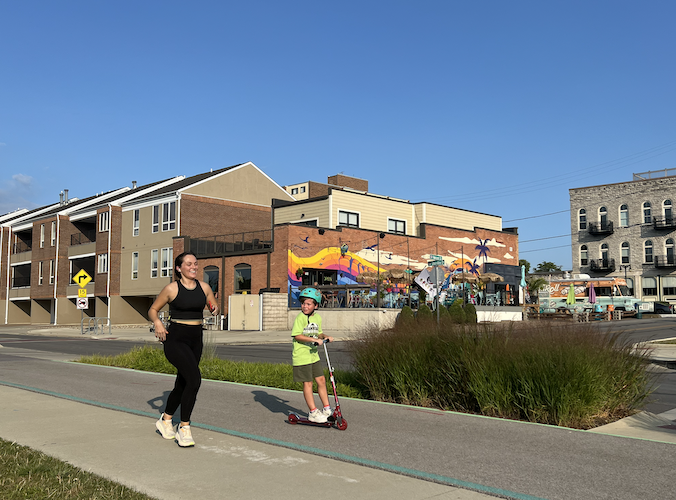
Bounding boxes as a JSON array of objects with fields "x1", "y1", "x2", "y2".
[{"x1": 0, "y1": 438, "x2": 156, "y2": 500}]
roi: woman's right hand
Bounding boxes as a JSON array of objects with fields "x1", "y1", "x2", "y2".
[{"x1": 154, "y1": 320, "x2": 168, "y2": 341}]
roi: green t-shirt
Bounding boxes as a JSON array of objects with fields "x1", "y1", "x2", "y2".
[{"x1": 291, "y1": 312, "x2": 323, "y2": 366}]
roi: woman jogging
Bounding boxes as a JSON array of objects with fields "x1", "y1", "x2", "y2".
[{"x1": 148, "y1": 251, "x2": 218, "y2": 447}]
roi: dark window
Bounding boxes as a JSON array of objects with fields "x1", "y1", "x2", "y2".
[
  {"x1": 234, "y1": 264, "x2": 251, "y2": 294},
  {"x1": 338, "y1": 211, "x2": 359, "y2": 228}
]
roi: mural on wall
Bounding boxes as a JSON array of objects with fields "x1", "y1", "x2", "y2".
[{"x1": 287, "y1": 232, "x2": 514, "y2": 305}]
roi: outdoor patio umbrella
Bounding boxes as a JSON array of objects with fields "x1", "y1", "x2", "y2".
[
  {"x1": 451, "y1": 272, "x2": 478, "y2": 283},
  {"x1": 566, "y1": 284, "x2": 576, "y2": 305},
  {"x1": 479, "y1": 272, "x2": 504, "y2": 283},
  {"x1": 588, "y1": 282, "x2": 596, "y2": 304}
]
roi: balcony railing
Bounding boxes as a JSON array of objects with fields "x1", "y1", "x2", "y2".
[
  {"x1": 655, "y1": 255, "x2": 676, "y2": 268},
  {"x1": 189, "y1": 229, "x2": 273, "y2": 257},
  {"x1": 588, "y1": 221, "x2": 614, "y2": 235},
  {"x1": 12, "y1": 241, "x2": 31, "y2": 254},
  {"x1": 653, "y1": 216, "x2": 676, "y2": 231},
  {"x1": 589, "y1": 258, "x2": 616, "y2": 273},
  {"x1": 11, "y1": 276, "x2": 31, "y2": 288},
  {"x1": 71, "y1": 229, "x2": 97, "y2": 246}
]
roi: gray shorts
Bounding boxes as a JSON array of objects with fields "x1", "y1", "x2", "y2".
[{"x1": 293, "y1": 361, "x2": 324, "y2": 382}]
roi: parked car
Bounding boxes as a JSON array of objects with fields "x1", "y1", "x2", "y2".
[{"x1": 653, "y1": 302, "x2": 673, "y2": 314}]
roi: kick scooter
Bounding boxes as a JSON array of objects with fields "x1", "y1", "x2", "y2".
[{"x1": 288, "y1": 339, "x2": 348, "y2": 430}]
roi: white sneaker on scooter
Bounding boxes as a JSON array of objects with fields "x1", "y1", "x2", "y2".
[{"x1": 308, "y1": 409, "x2": 328, "y2": 423}]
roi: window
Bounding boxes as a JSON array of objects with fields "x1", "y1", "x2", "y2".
[
  {"x1": 162, "y1": 202, "x2": 176, "y2": 231},
  {"x1": 619, "y1": 204, "x2": 628, "y2": 227},
  {"x1": 39, "y1": 261, "x2": 43, "y2": 285},
  {"x1": 51, "y1": 221, "x2": 56, "y2": 246},
  {"x1": 161, "y1": 247, "x2": 173, "y2": 277},
  {"x1": 291, "y1": 188, "x2": 299, "y2": 195},
  {"x1": 300, "y1": 186, "x2": 306, "y2": 193},
  {"x1": 643, "y1": 202, "x2": 652, "y2": 224},
  {"x1": 152, "y1": 206, "x2": 159, "y2": 233},
  {"x1": 599, "y1": 206, "x2": 608, "y2": 226},
  {"x1": 626, "y1": 278, "x2": 634, "y2": 296},
  {"x1": 204, "y1": 266, "x2": 219, "y2": 296},
  {"x1": 580, "y1": 245, "x2": 588, "y2": 266},
  {"x1": 644, "y1": 240, "x2": 653, "y2": 263},
  {"x1": 49, "y1": 259, "x2": 54, "y2": 284},
  {"x1": 388, "y1": 218, "x2": 406, "y2": 235},
  {"x1": 98, "y1": 253, "x2": 108, "y2": 274},
  {"x1": 131, "y1": 252, "x2": 139, "y2": 279},
  {"x1": 40, "y1": 224, "x2": 45, "y2": 248},
  {"x1": 665, "y1": 199, "x2": 673, "y2": 222},
  {"x1": 578, "y1": 209, "x2": 586, "y2": 230},
  {"x1": 620, "y1": 242, "x2": 630, "y2": 264},
  {"x1": 338, "y1": 210, "x2": 359, "y2": 228},
  {"x1": 133, "y1": 209, "x2": 140, "y2": 236},
  {"x1": 151, "y1": 249, "x2": 159, "y2": 278},
  {"x1": 99, "y1": 211, "x2": 110, "y2": 232},
  {"x1": 663, "y1": 277, "x2": 676, "y2": 296},
  {"x1": 667, "y1": 238, "x2": 675, "y2": 264},
  {"x1": 642, "y1": 276, "x2": 657, "y2": 296},
  {"x1": 234, "y1": 264, "x2": 251, "y2": 294},
  {"x1": 600, "y1": 243, "x2": 609, "y2": 264}
]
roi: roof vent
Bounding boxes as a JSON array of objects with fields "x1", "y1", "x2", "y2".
[{"x1": 132, "y1": 180, "x2": 137, "y2": 189}]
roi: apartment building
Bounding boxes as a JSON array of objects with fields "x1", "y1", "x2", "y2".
[
  {"x1": 1, "y1": 162, "x2": 295, "y2": 325},
  {"x1": 569, "y1": 169, "x2": 676, "y2": 304}
]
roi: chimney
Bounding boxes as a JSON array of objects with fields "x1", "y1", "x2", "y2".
[
  {"x1": 59, "y1": 191, "x2": 64, "y2": 205},
  {"x1": 64, "y1": 189, "x2": 69, "y2": 204},
  {"x1": 132, "y1": 180, "x2": 137, "y2": 189}
]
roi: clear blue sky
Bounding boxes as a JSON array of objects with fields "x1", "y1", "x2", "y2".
[{"x1": 2, "y1": 1, "x2": 676, "y2": 270}]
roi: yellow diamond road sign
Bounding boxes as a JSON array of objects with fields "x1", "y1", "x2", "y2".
[
  {"x1": 77, "y1": 288, "x2": 87, "y2": 298},
  {"x1": 73, "y1": 270, "x2": 92, "y2": 288}
]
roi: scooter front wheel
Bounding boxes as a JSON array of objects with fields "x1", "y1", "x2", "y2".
[
  {"x1": 335, "y1": 417, "x2": 348, "y2": 430},
  {"x1": 288, "y1": 413, "x2": 299, "y2": 424}
]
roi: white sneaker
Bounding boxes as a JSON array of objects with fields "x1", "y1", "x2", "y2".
[
  {"x1": 176, "y1": 425, "x2": 195, "y2": 447},
  {"x1": 308, "y1": 409, "x2": 328, "y2": 423},
  {"x1": 155, "y1": 415, "x2": 175, "y2": 439},
  {"x1": 321, "y1": 406, "x2": 333, "y2": 418}
]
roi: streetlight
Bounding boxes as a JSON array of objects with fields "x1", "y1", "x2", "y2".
[
  {"x1": 620, "y1": 264, "x2": 631, "y2": 295},
  {"x1": 376, "y1": 232, "x2": 385, "y2": 308}
]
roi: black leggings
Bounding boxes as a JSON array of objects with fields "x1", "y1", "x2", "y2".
[{"x1": 162, "y1": 322, "x2": 203, "y2": 422}]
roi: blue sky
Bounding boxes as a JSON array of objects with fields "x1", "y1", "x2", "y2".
[{"x1": 2, "y1": 1, "x2": 676, "y2": 270}]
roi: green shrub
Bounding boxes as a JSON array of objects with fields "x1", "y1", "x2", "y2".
[
  {"x1": 464, "y1": 303, "x2": 478, "y2": 323},
  {"x1": 416, "y1": 304, "x2": 434, "y2": 322},
  {"x1": 397, "y1": 305, "x2": 415, "y2": 326},
  {"x1": 448, "y1": 300, "x2": 466, "y2": 324}
]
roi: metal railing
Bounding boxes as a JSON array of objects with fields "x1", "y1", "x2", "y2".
[
  {"x1": 11, "y1": 276, "x2": 31, "y2": 288},
  {"x1": 655, "y1": 255, "x2": 676, "y2": 268},
  {"x1": 190, "y1": 229, "x2": 273, "y2": 257},
  {"x1": 588, "y1": 221, "x2": 614, "y2": 235},
  {"x1": 653, "y1": 216, "x2": 676, "y2": 230},
  {"x1": 71, "y1": 229, "x2": 97, "y2": 246},
  {"x1": 589, "y1": 258, "x2": 616, "y2": 273},
  {"x1": 12, "y1": 241, "x2": 31, "y2": 254}
]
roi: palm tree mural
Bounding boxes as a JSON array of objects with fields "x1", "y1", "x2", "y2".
[
  {"x1": 476, "y1": 238, "x2": 491, "y2": 264},
  {"x1": 466, "y1": 258, "x2": 480, "y2": 276}
]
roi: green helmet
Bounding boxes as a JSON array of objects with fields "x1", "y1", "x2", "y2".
[{"x1": 299, "y1": 287, "x2": 321, "y2": 304}]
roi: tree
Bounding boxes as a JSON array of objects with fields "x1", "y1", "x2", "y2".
[
  {"x1": 519, "y1": 259, "x2": 531, "y2": 274},
  {"x1": 534, "y1": 261, "x2": 562, "y2": 273}
]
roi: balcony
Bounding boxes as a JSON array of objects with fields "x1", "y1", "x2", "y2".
[
  {"x1": 653, "y1": 216, "x2": 676, "y2": 231},
  {"x1": 11, "y1": 276, "x2": 31, "y2": 288},
  {"x1": 588, "y1": 221, "x2": 614, "y2": 235},
  {"x1": 589, "y1": 258, "x2": 616, "y2": 273},
  {"x1": 71, "y1": 229, "x2": 96, "y2": 246},
  {"x1": 189, "y1": 229, "x2": 273, "y2": 258},
  {"x1": 655, "y1": 255, "x2": 676, "y2": 268},
  {"x1": 12, "y1": 240, "x2": 32, "y2": 254}
]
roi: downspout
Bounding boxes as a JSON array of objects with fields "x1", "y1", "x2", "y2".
[
  {"x1": 107, "y1": 204, "x2": 112, "y2": 320},
  {"x1": 53, "y1": 216, "x2": 60, "y2": 324},
  {"x1": 3, "y1": 227, "x2": 8, "y2": 324},
  {"x1": 220, "y1": 254, "x2": 225, "y2": 330}
]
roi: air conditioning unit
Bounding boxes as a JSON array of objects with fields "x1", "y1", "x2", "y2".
[{"x1": 573, "y1": 273, "x2": 591, "y2": 279}]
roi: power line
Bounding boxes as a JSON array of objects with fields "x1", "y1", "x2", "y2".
[
  {"x1": 520, "y1": 244, "x2": 571, "y2": 253},
  {"x1": 504, "y1": 210, "x2": 570, "y2": 223},
  {"x1": 520, "y1": 234, "x2": 569, "y2": 243}
]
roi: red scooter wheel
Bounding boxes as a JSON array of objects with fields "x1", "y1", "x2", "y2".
[
  {"x1": 335, "y1": 417, "x2": 348, "y2": 430},
  {"x1": 288, "y1": 413, "x2": 299, "y2": 424}
]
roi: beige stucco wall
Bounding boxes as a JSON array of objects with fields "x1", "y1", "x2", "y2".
[
  {"x1": 419, "y1": 203, "x2": 502, "y2": 232},
  {"x1": 183, "y1": 163, "x2": 293, "y2": 206},
  {"x1": 7, "y1": 300, "x2": 31, "y2": 323},
  {"x1": 331, "y1": 191, "x2": 414, "y2": 234}
]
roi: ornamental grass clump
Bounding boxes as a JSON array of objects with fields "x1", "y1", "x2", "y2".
[{"x1": 350, "y1": 320, "x2": 653, "y2": 428}]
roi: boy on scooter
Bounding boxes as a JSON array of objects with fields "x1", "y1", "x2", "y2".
[{"x1": 292, "y1": 288, "x2": 334, "y2": 423}]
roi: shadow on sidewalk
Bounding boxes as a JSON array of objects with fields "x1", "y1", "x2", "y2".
[{"x1": 252, "y1": 390, "x2": 306, "y2": 418}]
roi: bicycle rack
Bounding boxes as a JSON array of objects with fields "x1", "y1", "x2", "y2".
[{"x1": 81, "y1": 317, "x2": 112, "y2": 335}]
